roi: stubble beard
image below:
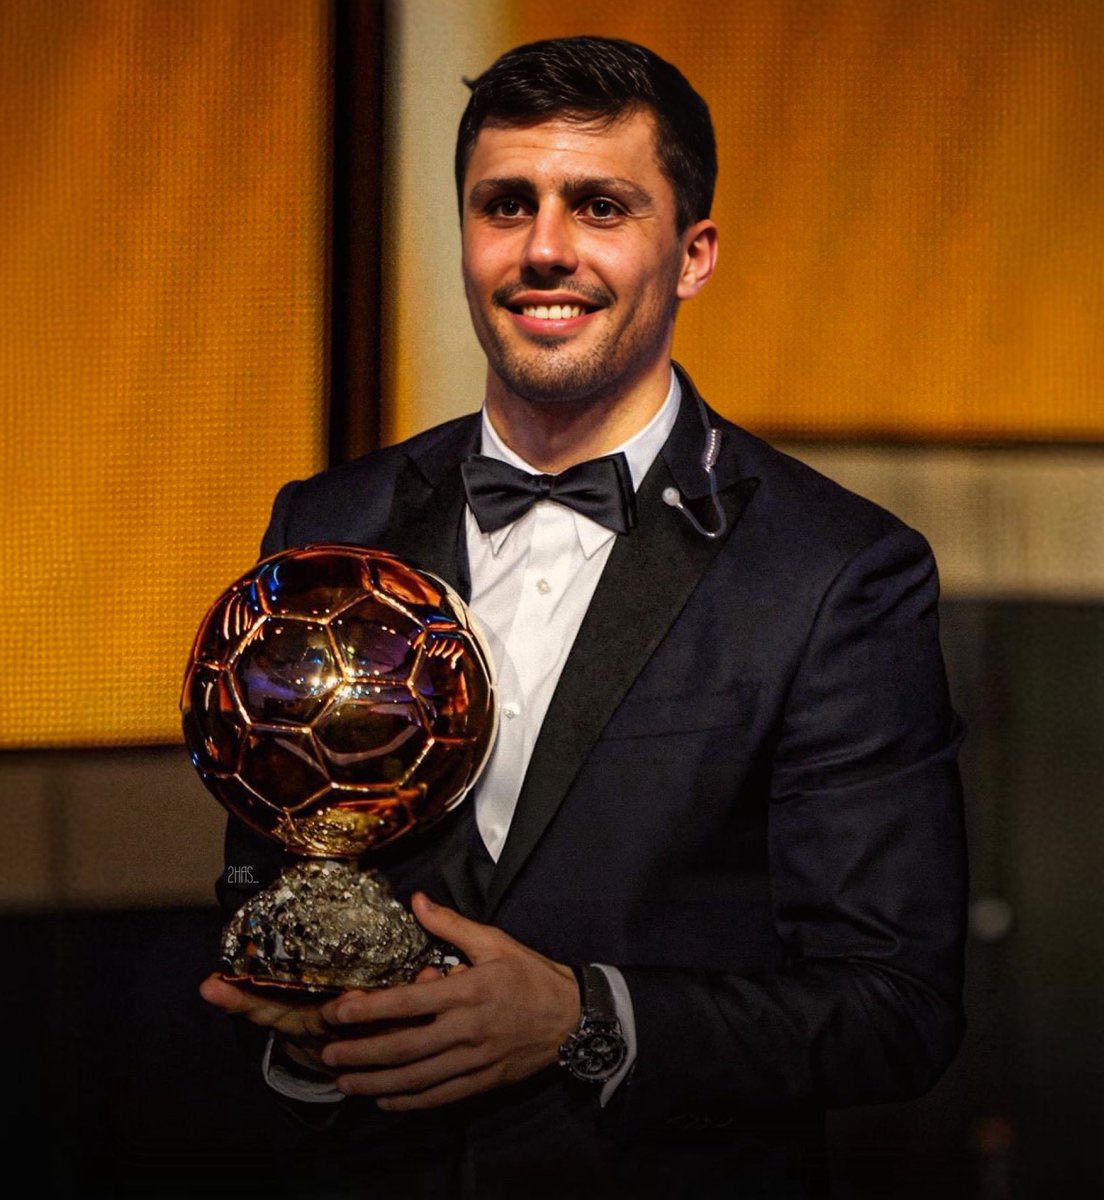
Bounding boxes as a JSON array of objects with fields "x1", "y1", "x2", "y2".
[
  {"x1": 480, "y1": 330, "x2": 624, "y2": 406},
  {"x1": 472, "y1": 287, "x2": 680, "y2": 409}
]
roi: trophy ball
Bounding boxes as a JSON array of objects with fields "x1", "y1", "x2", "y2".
[{"x1": 181, "y1": 545, "x2": 497, "y2": 860}]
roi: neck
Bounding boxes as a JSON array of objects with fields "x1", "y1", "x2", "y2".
[{"x1": 483, "y1": 362, "x2": 672, "y2": 474}]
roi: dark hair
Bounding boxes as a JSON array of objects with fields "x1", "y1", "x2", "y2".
[{"x1": 455, "y1": 36, "x2": 716, "y2": 233}]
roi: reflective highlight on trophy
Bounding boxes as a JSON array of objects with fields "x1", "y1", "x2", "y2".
[{"x1": 181, "y1": 545, "x2": 496, "y2": 996}]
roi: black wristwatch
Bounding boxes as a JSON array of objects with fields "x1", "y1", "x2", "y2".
[{"x1": 557, "y1": 963, "x2": 629, "y2": 1084}]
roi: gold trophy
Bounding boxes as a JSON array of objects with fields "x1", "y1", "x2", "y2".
[{"x1": 181, "y1": 544, "x2": 496, "y2": 997}]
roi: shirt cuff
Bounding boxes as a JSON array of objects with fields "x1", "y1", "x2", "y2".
[
  {"x1": 593, "y1": 964, "x2": 637, "y2": 1107},
  {"x1": 262, "y1": 1030, "x2": 345, "y2": 1104}
]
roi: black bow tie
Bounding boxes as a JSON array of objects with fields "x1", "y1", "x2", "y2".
[{"x1": 461, "y1": 453, "x2": 637, "y2": 535}]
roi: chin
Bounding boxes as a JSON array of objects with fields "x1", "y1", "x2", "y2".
[
  {"x1": 484, "y1": 335, "x2": 613, "y2": 403},
  {"x1": 499, "y1": 362, "x2": 617, "y2": 407}
]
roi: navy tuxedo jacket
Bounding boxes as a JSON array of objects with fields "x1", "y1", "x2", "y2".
[{"x1": 219, "y1": 366, "x2": 966, "y2": 1148}]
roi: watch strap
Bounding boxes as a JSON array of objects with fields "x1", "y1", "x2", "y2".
[
  {"x1": 576, "y1": 963, "x2": 616, "y2": 1021},
  {"x1": 559, "y1": 963, "x2": 628, "y2": 1083}
]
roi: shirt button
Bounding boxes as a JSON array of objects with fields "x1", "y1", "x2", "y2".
[
  {"x1": 502, "y1": 702, "x2": 520, "y2": 720},
  {"x1": 536, "y1": 578, "x2": 552, "y2": 595}
]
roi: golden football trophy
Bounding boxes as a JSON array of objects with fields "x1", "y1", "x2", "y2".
[{"x1": 181, "y1": 544, "x2": 496, "y2": 997}]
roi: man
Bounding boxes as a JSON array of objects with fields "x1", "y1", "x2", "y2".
[{"x1": 202, "y1": 36, "x2": 967, "y2": 1198}]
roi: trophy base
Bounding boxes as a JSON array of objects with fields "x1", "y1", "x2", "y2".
[{"x1": 219, "y1": 858, "x2": 446, "y2": 997}]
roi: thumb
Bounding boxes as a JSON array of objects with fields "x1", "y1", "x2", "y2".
[{"x1": 410, "y1": 892, "x2": 506, "y2": 964}]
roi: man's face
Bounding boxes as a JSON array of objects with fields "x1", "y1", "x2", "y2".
[{"x1": 461, "y1": 110, "x2": 698, "y2": 408}]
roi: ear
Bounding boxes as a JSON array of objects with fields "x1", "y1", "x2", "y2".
[{"x1": 676, "y1": 219, "x2": 719, "y2": 301}]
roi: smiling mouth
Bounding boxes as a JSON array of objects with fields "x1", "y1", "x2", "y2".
[
  {"x1": 525, "y1": 303, "x2": 587, "y2": 319},
  {"x1": 507, "y1": 301, "x2": 599, "y2": 320}
]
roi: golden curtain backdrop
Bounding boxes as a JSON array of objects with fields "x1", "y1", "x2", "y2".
[
  {"x1": 0, "y1": 1, "x2": 327, "y2": 747},
  {"x1": 485, "y1": 0, "x2": 1101, "y2": 441}
]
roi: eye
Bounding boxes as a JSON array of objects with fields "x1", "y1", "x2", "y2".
[
  {"x1": 580, "y1": 197, "x2": 623, "y2": 222},
  {"x1": 487, "y1": 197, "x2": 527, "y2": 219}
]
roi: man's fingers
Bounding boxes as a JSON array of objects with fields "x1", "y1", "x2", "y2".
[
  {"x1": 199, "y1": 974, "x2": 252, "y2": 1013},
  {"x1": 198, "y1": 974, "x2": 284, "y2": 1021},
  {"x1": 322, "y1": 1009, "x2": 463, "y2": 1070},
  {"x1": 324, "y1": 975, "x2": 459, "y2": 1025},
  {"x1": 200, "y1": 973, "x2": 342, "y2": 1038},
  {"x1": 319, "y1": 989, "x2": 372, "y2": 1027},
  {"x1": 335, "y1": 1046, "x2": 493, "y2": 1098},
  {"x1": 374, "y1": 1065, "x2": 506, "y2": 1111},
  {"x1": 410, "y1": 893, "x2": 507, "y2": 964}
]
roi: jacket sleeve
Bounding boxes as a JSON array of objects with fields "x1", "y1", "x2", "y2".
[{"x1": 612, "y1": 525, "x2": 968, "y2": 1131}]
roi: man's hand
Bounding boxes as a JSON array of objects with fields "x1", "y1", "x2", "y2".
[
  {"x1": 199, "y1": 959, "x2": 448, "y2": 1073},
  {"x1": 199, "y1": 976, "x2": 330, "y2": 1039},
  {"x1": 315, "y1": 892, "x2": 581, "y2": 1110},
  {"x1": 199, "y1": 973, "x2": 341, "y2": 1073}
]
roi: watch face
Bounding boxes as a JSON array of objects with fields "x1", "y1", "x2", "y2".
[{"x1": 569, "y1": 1026, "x2": 627, "y2": 1081}]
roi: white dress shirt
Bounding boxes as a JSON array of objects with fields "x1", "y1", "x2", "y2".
[
  {"x1": 265, "y1": 370, "x2": 682, "y2": 1106},
  {"x1": 468, "y1": 371, "x2": 680, "y2": 860}
]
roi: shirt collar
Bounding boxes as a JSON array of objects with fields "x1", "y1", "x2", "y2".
[{"x1": 476, "y1": 369, "x2": 682, "y2": 558}]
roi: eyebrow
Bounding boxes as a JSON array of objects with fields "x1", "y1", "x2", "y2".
[{"x1": 467, "y1": 175, "x2": 655, "y2": 211}]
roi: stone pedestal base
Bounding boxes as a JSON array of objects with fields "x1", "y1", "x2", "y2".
[{"x1": 219, "y1": 859, "x2": 444, "y2": 996}]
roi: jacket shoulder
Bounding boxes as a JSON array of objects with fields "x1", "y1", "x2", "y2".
[
  {"x1": 260, "y1": 413, "x2": 479, "y2": 555},
  {"x1": 718, "y1": 416, "x2": 923, "y2": 563}
]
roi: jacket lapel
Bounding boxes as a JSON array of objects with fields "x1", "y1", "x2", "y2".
[
  {"x1": 380, "y1": 416, "x2": 480, "y2": 600},
  {"x1": 378, "y1": 415, "x2": 485, "y2": 914},
  {"x1": 484, "y1": 372, "x2": 758, "y2": 917}
]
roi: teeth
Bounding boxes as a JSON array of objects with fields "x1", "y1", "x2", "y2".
[{"x1": 521, "y1": 304, "x2": 584, "y2": 320}]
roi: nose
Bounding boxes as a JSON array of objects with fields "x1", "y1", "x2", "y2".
[{"x1": 521, "y1": 204, "x2": 578, "y2": 276}]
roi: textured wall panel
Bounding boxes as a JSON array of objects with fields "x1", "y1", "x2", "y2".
[
  {"x1": 0, "y1": 1, "x2": 327, "y2": 746},
  {"x1": 492, "y1": 0, "x2": 1102, "y2": 441}
]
